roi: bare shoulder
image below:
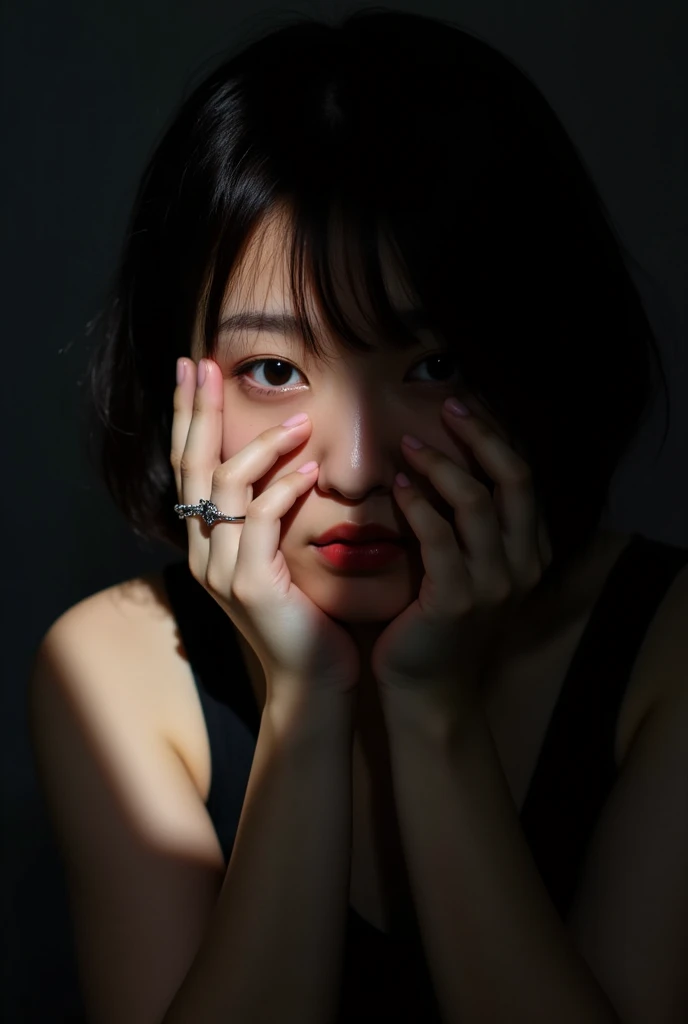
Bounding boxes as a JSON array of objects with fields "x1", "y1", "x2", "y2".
[
  {"x1": 37, "y1": 570, "x2": 211, "y2": 800},
  {"x1": 29, "y1": 575, "x2": 229, "y2": 1023}
]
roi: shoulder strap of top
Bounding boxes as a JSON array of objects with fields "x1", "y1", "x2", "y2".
[
  {"x1": 161, "y1": 561, "x2": 261, "y2": 862},
  {"x1": 519, "y1": 532, "x2": 688, "y2": 919},
  {"x1": 161, "y1": 561, "x2": 261, "y2": 734}
]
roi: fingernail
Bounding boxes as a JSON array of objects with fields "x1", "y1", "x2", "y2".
[
  {"x1": 445, "y1": 396, "x2": 470, "y2": 416},
  {"x1": 176, "y1": 359, "x2": 187, "y2": 386},
  {"x1": 197, "y1": 360, "x2": 207, "y2": 388},
  {"x1": 282, "y1": 412, "x2": 309, "y2": 428}
]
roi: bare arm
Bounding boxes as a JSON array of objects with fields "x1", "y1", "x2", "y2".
[{"x1": 162, "y1": 689, "x2": 356, "y2": 1024}]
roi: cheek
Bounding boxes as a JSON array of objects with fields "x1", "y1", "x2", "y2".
[
  {"x1": 221, "y1": 423, "x2": 258, "y2": 466},
  {"x1": 221, "y1": 424, "x2": 296, "y2": 495}
]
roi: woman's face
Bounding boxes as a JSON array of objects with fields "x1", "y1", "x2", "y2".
[{"x1": 190, "y1": 213, "x2": 510, "y2": 644}]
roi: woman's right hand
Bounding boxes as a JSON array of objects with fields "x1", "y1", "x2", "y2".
[{"x1": 170, "y1": 357, "x2": 361, "y2": 712}]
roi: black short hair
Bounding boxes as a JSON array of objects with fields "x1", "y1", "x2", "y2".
[{"x1": 82, "y1": 7, "x2": 670, "y2": 586}]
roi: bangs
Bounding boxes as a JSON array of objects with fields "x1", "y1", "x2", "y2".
[{"x1": 201, "y1": 198, "x2": 446, "y2": 366}]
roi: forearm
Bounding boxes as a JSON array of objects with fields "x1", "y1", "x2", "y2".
[
  {"x1": 383, "y1": 695, "x2": 621, "y2": 1024},
  {"x1": 163, "y1": 689, "x2": 356, "y2": 1024}
]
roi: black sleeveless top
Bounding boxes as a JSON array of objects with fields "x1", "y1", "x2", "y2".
[{"x1": 160, "y1": 532, "x2": 688, "y2": 1022}]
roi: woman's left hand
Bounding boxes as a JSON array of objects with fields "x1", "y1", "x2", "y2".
[{"x1": 371, "y1": 397, "x2": 553, "y2": 719}]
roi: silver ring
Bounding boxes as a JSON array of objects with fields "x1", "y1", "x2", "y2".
[{"x1": 174, "y1": 498, "x2": 247, "y2": 527}]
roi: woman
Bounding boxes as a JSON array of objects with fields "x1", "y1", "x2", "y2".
[{"x1": 29, "y1": 9, "x2": 688, "y2": 1024}]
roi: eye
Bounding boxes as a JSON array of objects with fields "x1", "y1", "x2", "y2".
[
  {"x1": 409, "y1": 352, "x2": 460, "y2": 384},
  {"x1": 231, "y1": 358, "x2": 306, "y2": 396},
  {"x1": 231, "y1": 352, "x2": 461, "y2": 398}
]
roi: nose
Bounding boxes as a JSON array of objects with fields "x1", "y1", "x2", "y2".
[
  {"x1": 313, "y1": 436, "x2": 398, "y2": 497},
  {"x1": 308, "y1": 403, "x2": 408, "y2": 499}
]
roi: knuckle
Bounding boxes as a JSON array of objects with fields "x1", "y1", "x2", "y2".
[
  {"x1": 192, "y1": 389, "x2": 206, "y2": 415},
  {"x1": 463, "y1": 485, "x2": 489, "y2": 511},
  {"x1": 230, "y1": 575, "x2": 256, "y2": 605},
  {"x1": 428, "y1": 519, "x2": 454, "y2": 545},
  {"x1": 212, "y1": 462, "x2": 234, "y2": 487},
  {"x1": 205, "y1": 564, "x2": 225, "y2": 596},
  {"x1": 245, "y1": 498, "x2": 271, "y2": 521}
]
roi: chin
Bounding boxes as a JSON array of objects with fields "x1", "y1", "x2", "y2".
[{"x1": 297, "y1": 575, "x2": 420, "y2": 625}]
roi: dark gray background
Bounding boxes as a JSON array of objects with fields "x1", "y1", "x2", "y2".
[{"x1": 3, "y1": 1, "x2": 686, "y2": 1020}]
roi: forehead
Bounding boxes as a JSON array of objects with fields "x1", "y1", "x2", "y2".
[{"x1": 223, "y1": 204, "x2": 418, "y2": 334}]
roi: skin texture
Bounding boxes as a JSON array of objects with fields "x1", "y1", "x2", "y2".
[{"x1": 189, "y1": 207, "x2": 527, "y2": 699}]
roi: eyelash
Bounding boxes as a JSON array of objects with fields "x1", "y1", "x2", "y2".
[{"x1": 231, "y1": 353, "x2": 461, "y2": 398}]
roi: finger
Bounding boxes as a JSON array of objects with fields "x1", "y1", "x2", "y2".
[
  {"x1": 206, "y1": 406, "x2": 315, "y2": 595},
  {"x1": 174, "y1": 358, "x2": 224, "y2": 576},
  {"x1": 393, "y1": 471, "x2": 473, "y2": 614},
  {"x1": 400, "y1": 439, "x2": 509, "y2": 597},
  {"x1": 227, "y1": 458, "x2": 319, "y2": 602},
  {"x1": 440, "y1": 408, "x2": 539, "y2": 568},
  {"x1": 171, "y1": 358, "x2": 194, "y2": 498}
]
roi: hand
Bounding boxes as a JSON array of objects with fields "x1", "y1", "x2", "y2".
[
  {"x1": 371, "y1": 397, "x2": 553, "y2": 720},
  {"x1": 171, "y1": 358, "x2": 361, "y2": 706}
]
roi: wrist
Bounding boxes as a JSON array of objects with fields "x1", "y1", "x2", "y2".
[{"x1": 263, "y1": 686, "x2": 357, "y2": 745}]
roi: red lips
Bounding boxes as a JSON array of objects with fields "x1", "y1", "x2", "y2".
[{"x1": 312, "y1": 522, "x2": 405, "y2": 546}]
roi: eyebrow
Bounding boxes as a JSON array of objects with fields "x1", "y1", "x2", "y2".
[{"x1": 217, "y1": 308, "x2": 437, "y2": 345}]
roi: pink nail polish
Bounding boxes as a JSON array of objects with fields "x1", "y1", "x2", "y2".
[
  {"x1": 282, "y1": 412, "x2": 309, "y2": 428},
  {"x1": 445, "y1": 397, "x2": 470, "y2": 416}
]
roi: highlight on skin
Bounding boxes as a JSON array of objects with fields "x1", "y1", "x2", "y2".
[{"x1": 186, "y1": 205, "x2": 519, "y2": 666}]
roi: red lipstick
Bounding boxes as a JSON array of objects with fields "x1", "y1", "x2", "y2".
[
  {"x1": 312, "y1": 523, "x2": 405, "y2": 546},
  {"x1": 311, "y1": 522, "x2": 407, "y2": 572}
]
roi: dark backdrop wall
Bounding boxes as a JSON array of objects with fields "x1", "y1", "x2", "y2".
[{"x1": 3, "y1": 0, "x2": 686, "y2": 1020}]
